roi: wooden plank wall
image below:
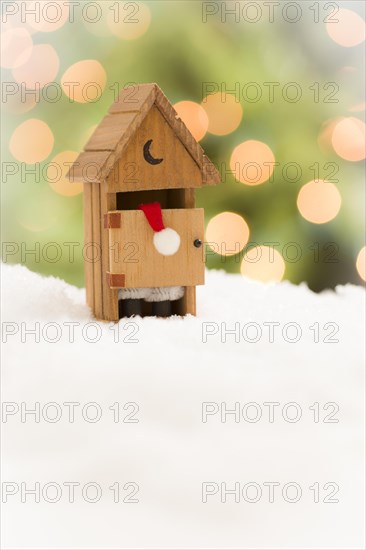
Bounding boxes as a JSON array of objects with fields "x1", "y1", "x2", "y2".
[
  {"x1": 181, "y1": 189, "x2": 196, "y2": 316},
  {"x1": 83, "y1": 181, "x2": 94, "y2": 311},
  {"x1": 91, "y1": 183, "x2": 103, "y2": 319},
  {"x1": 100, "y1": 180, "x2": 119, "y2": 321}
]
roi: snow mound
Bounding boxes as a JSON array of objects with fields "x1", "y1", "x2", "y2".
[{"x1": 1, "y1": 264, "x2": 365, "y2": 550}]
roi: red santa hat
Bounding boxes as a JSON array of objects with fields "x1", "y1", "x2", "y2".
[{"x1": 138, "y1": 202, "x2": 181, "y2": 256}]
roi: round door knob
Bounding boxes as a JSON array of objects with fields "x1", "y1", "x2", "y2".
[{"x1": 194, "y1": 239, "x2": 202, "y2": 248}]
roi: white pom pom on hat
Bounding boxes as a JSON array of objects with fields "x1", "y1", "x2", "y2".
[
  {"x1": 153, "y1": 227, "x2": 180, "y2": 256},
  {"x1": 138, "y1": 202, "x2": 181, "y2": 256}
]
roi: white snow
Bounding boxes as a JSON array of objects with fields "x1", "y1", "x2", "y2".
[{"x1": 1, "y1": 263, "x2": 365, "y2": 550}]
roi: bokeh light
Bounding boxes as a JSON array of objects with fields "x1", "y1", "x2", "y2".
[
  {"x1": 356, "y1": 246, "x2": 366, "y2": 282},
  {"x1": 47, "y1": 151, "x2": 83, "y2": 196},
  {"x1": 326, "y1": 8, "x2": 365, "y2": 47},
  {"x1": 241, "y1": 246, "x2": 285, "y2": 282},
  {"x1": 202, "y1": 93, "x2": 243, "y2": 135},
  {"x1": 349, "y1": 102, "x2": 366, "y2": 113},
  {"x1": 297, "y1": 180, "x2": 342, "y2": 224},
  {"x1": 61, "y1": 60, "x2": 107, "y2": 103},
  {"x1": 206, "y1": 212, "x2": 250, "y2": 256},
  {"x1": 12, "y1": 44, "x2": 60, "y2": 88},
  {"x1": 230, "y1": 140, "x2": 275, "y2": 185},
  {"x1": 1, "y1": 92, "x2": 37, "y2": 114},
  {"x1": 0, "y1": 27, "x2": 33, "y2": 68},
  {"x1": 339, "y1": 65, "x2": 357, "y2": 74},
  {"x1": 10, "y1": 119, "x2": 54, "y2": 163},
  {"x1": 106, "y1": 2, "x2": 151, "y2": 40},
  {"x1": 331, "y1": 117, "x2": 366, "y2": 162},
  {"x1": 173, "y1": 101, "x2": 209, "y2": 141},
  {"x1": 318, "y1": 118, "x2": 341, "y2": 152},
  {"x1": 26, "y1": 1, "x2": 70, "y2": 32}
]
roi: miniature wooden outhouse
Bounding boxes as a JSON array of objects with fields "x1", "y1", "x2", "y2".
[{"x1": 68, "y1": 83, "x2": 220, "y2": 321}]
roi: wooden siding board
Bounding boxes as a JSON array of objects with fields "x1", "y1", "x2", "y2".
[
  {"x1": 91, "y1": 183, "x2": 103, "y2": 318},
  {"x1": 83, "y1": 181, "x2": 94, "y2": 311},
  {"x1": 100, "y1": 183, "x2": 119, "y2": 321}
]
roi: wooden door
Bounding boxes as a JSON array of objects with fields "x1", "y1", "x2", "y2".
[{"x1": 105, "y1": 208, "x2": 205, "y2": 289}]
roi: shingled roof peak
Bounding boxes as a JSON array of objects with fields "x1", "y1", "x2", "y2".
[{"x1": 67, "y1": 82, "x2": 220, "y2": 185}]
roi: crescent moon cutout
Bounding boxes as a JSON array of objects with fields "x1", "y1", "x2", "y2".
[{"x1": 143, "y1": 139, "x2": 163, "y2": 165}]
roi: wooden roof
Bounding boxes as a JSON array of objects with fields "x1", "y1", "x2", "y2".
[{"x1": 67, "y1": 83, "x2": 220, "y2": 185}]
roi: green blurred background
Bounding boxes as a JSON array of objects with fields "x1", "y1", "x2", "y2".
[{"x1": 1, "y1": 0, "x2": 365, "y2": 291}]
